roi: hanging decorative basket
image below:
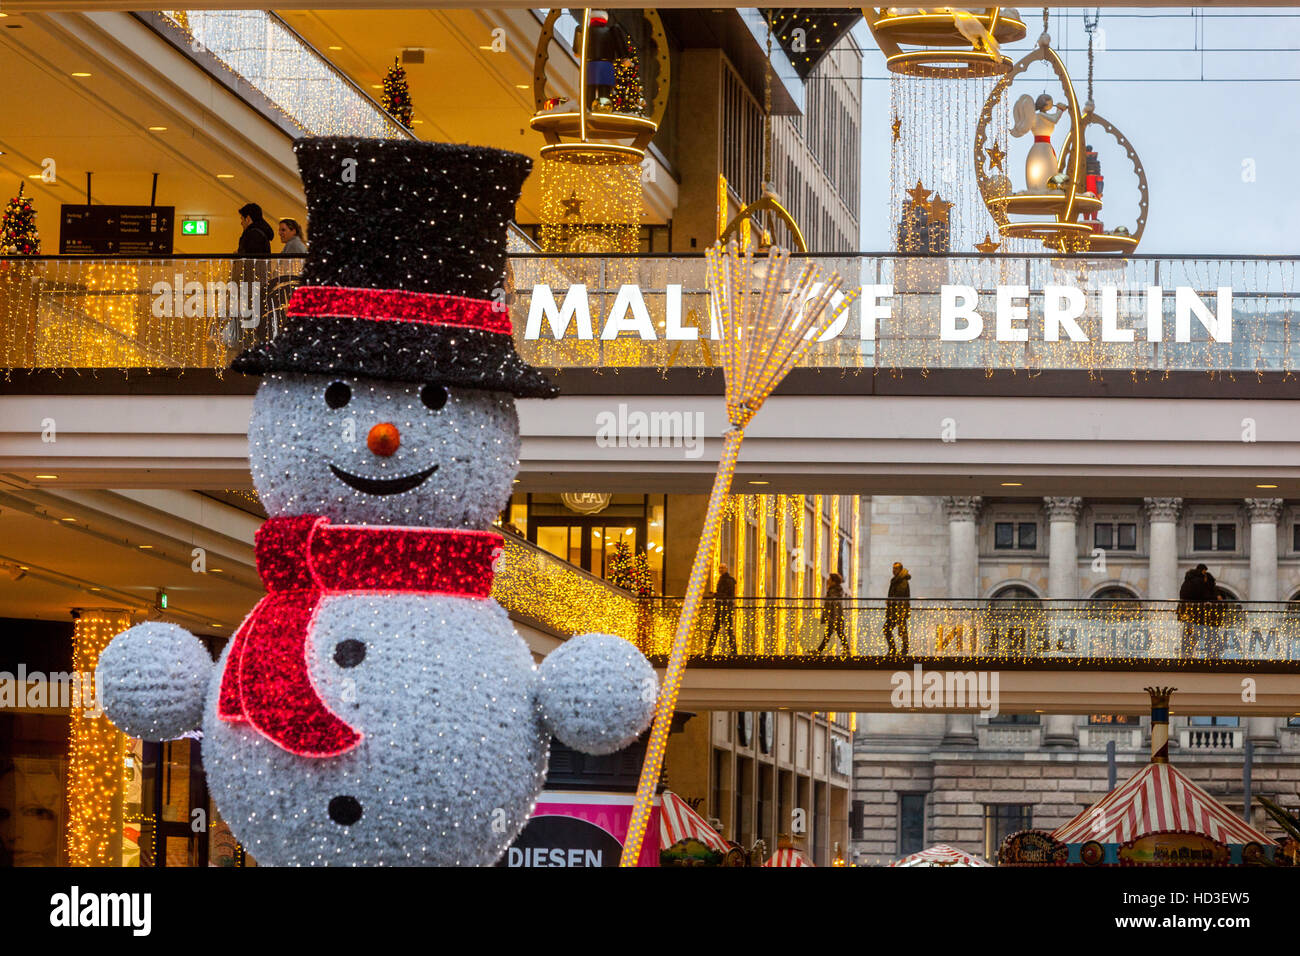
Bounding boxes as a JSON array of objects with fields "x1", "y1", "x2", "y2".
[
  {"x1": 863, "y1": 6, "x2": 1027, "y2": 78},
  {"x1": 1049, "y1": 108, "x2": 1149, "y2": 255},
  {"x1": 973, "y1": 31, "x2": 1092, "y2": 249},
  {"x1": 530, "y1": 8, "x2": 670, "y2": 165}
]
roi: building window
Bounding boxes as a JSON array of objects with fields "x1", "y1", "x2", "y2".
[
  {"x1": 984, "y1": 804, "x2": 1032, "y2": 863},
  {"x1": 1193, "y1": 522, "x2": 1236, "y2": 552},
  {"x1": 994, "y1": 522, "x2": 1036, "y2": 550},
  {"x1": 988, "y1": 713, "x2": 1040, "y2": 724},
  {"x1": 1088, "y1": 714, "x2": 1137, "y2": 724},
  {"x1": 1293, "y1": 523, "x2": 1300, "y2": 553},
  {"x1": 1288, "y1": 717, "x2": 1300, "y2": 728},
  {"x1": 1189, "y1": 716, "x2": 1240, "y2": 727},
  {"x1": 850, "y1": 799, "x2": 865, "y2": 840},
  {"x1": 898, "y1": 793, "x2": 925, "y2": 856},
  {"x1": 1094, "y1": 522, "x2": 1137, "y2": 551}
]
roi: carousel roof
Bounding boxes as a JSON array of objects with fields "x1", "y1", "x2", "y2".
[
  {"x1": 1052, "y1": 761, "x2": 1276, "y2": 847},
  {"x1": 658, "y1": 791, "x2": 731, "y2": 854},
  {"x1": 890, "y1": 844, "x2": 991, "y2": 867},
  {"x1": 764, "y1": 847, "x2": 815, "y2": 867}
]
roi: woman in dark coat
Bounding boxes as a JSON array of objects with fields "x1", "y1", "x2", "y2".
[{"x1": 817, "y1": 572, "x2": 847, "y2": 657}]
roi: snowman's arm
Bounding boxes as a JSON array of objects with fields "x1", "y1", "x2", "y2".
[
  {"x1": 96, "y1": 622, "x2": 214, "y2": 741},
  {"x1": 535, "y1": 633, "x2": 657, "y2": 756}
]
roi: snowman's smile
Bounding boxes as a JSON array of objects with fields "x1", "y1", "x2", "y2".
[{"x1": 328, "y1": 462, "x2": 439, "y2": 496}]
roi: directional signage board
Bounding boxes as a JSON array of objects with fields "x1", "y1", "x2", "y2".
[{"x1": 59, "y1": 204, "x2": 175, "y2": 255}]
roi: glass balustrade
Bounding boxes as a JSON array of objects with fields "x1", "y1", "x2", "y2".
[{"x1": 2, "y1": 254, "x2": 1297, "y2": 375}]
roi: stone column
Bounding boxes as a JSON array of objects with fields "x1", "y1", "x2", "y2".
[
  {"x1": 941, "y1": 713, "x2": 978, "y2": 748},
  {"x1": 1143, "y1": 498, "x2": 1183, "y2": 602},
  {"x1": 943, "y1": 496, "x2": 983, "y2": 599},
  {"x1": 1247, "y1": 717, "x2": 1279, "y2": 751},
  {"x1": 1245, "y1": 498, "x2": 1283, "y2": 603},
  {"x1": 1043, "y1": 497, "x2": 1083, "y2": 599},
  {"x1": 1043, "y1": 714, "x2": 1078, "y2": 748}
]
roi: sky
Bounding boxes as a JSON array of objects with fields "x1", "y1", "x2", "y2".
[{"x1": 852, "y1": 7, "x2": 1300, "y2": 254}]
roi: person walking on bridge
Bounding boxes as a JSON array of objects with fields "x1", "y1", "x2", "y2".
[
  {"x1": 816, "y1": 572, "x2": 848, "y2": 657},
  {"x1": 707, "y1": 563, "x2": 737, "y2": 655},
  {"x1": 884, "y1": 562, "x2": 911, "y2": 657}
]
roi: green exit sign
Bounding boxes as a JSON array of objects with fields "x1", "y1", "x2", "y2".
[{"x1": 181, "y1": 218, "x2": 208, "y2": 236}]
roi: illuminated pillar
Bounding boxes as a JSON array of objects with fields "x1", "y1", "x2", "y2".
[
  {"x1": 66, "y1": 609, "x2": 133, "y2": 867},
  {"x1": 813, "y1": 494, "x2": 825, "y2": 594},
  {"x1": 943, "y1": 496, "x2": 983, "y2": 598},
  {"x1": 1043, "y1": 497, "x2": 1083, "y2": 599},
  {"x1": 1245, "y1": 498, "x2": 1283, "y2": 603},
  {"x1": 1143, "y1": 498, "x2": 1183, "y2": 602}
]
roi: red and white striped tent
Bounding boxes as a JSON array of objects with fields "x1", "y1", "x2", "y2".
[
  {"x1": 1052, "y1": 761, "x2": 1275, "y2": 847},
  {"x1": 763, "y1": 847, "x2": 815, "y2": 867},
  {"x1": 658, "y1": 790, "x2": 731, "y2": 854},
  {"x1": 890, "y1": 844, "x2": 991, "y2": 867}
]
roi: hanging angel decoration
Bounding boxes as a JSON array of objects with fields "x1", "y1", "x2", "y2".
[{"x1": 1010, "y1": 92, "x2": 1067, "y2": 192}]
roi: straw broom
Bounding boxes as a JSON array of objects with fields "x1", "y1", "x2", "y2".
[{"x1": 619, "y1": 241, "x2": 855, "y2": 866}]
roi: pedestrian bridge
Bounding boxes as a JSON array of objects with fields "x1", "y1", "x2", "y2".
[
  {"x1": 513, "y1": 585, "x2": 1300, "y2": 716},
  {"x1": 4, "y1": 254, "x2": 1299, "y2": 499}
]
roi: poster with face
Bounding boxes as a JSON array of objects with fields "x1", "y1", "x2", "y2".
[{"x1": 0, "y1": 757, "x2": 66, "y2": 867}]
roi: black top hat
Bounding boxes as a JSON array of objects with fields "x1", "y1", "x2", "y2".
[{"x1": 233, "y1": 137, "x2": 557, "y2": 398}]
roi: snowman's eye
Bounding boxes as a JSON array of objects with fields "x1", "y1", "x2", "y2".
[
  {"x1": 420, "y1": 384, "x2": 449, "y2": 412},
  {"x1": 324, "y1": 381, "x2": 351, "y2": 409}
]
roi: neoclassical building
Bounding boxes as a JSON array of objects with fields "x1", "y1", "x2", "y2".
[{"x1": 852, "y1": 494, "x2": 1300, "y2": 865}]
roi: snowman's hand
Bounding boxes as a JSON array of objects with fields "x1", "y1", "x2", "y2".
[
  {"x1": 96, "y1": 622, "x2": 213, "y2": 741},
  {"x1": 535, "y1": 633, "x2": 657, "y2": 756}
]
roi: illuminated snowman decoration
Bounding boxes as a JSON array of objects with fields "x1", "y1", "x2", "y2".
[{"x1": 95, "y1": 137, "x2": 656, "y2": 865}]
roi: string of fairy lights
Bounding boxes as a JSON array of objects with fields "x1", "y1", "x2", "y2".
[{"x1": 65, "y1": 610, "x2": 133, "y2": 867}]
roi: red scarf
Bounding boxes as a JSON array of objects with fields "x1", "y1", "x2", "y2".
[{"x1": 218, "y1": 515, "x2": 502, "y2": 757}]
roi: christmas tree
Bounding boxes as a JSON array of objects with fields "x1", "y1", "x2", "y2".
[
  {"x1": 611, "y1": 55, "x2": 646, "y2": 115},
  {"x1": 607, "y1": 541, "x2": 654, "y2": 597},
  {"x1": 1, "y1": 183, "x2": 40, "y2": 255},
  {"x1": 381, "y1": 59, "x2": 414, "y2": 128}
]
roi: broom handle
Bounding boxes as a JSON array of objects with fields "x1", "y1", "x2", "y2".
[{"x1": 619, "y1": 427, "x2": 745, "y2": 866}]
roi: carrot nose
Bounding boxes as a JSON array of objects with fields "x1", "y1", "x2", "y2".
[{"x1": 367, "y1": 422, "x2": 401, "y2": 457}]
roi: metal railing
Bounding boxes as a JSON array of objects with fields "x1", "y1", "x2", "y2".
[
  {"x1": 617, "y1": 597, "x2": 1300, "y2": 668},
  {"x1": 2, "y1": 254, "x2": 1299, "y2": 375}
]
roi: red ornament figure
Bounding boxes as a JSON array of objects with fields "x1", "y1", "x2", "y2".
[{"x1": 1084, "y1": 143, "x2": 1104, "y2": 231}]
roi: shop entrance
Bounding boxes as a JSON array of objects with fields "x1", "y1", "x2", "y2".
[{"x1": 529, "y1": 517, "x2": 648, "y2": 580}]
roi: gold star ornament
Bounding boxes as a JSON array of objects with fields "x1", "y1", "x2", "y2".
[
  {"x1": 986, "y1": 141, "x2": 1006, "y2": 172},
  {"x1": 927, "y1": 194, "x2": 953, "y2": 224},
  {"x1": 891, "y1": 116, "x2": 902, "y2": 142},
  {"x1": 560, "y1": 191, "x2": 584, "y2": 219},
  {"x1": 905, "y1": 180, "x2": 931, "y2": 209},
  {"x1": 976, "y1": 232, "x2": 1001, "y2": 254}
]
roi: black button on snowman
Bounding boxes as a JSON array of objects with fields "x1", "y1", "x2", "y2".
[{"x1": 95, "y1": 138, "x2": 656, "y2": 866}]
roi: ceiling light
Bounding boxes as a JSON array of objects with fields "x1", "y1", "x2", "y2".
[
  {"x1": 27, "y1": 174, "x2": 42, "y2": 179},
  {"x1": 216, "y1": 173, "x2": 235, "y2": 179},
  {"x1": 411, "y1": 119, "x2": 424, "y2": 124},
  {"x1": 70, "y1": 72, "x2": 91, "y2": 78},
  {"x1": 210, "y1": 569, "x2": 224, "y2": 573},
  {"x1": 370, "y1": 84, "x2": 382, "y2": 90},
  {"x1": 478, "y1": 45, "x2": 493, "y2": 51},
  {"x1": 1256, "y1": 483, "x2": 1279, "y2": 489},
  {"x1": 138, "y1": 544, "x2": 154, "y2": 550},
  {"x1": 89, "y1": 587, "x2": 101, "y2": 592},
  {"x1": 327, "y1": 45, "x2": 343, "y2": 50},
  {"x1": 34, "y1": 474, "x2": 57, "y2": 480},
  {"x1": 147, "y1": 126, "x2": 167, "y2": 132},
  {"x1": 1001, "y1": 482, "x2": 1023, "y2": 487},
  {"x1": 624, "y1": 528, "x2": 634, "y2": 535},
  {"x1": 59, "y1": 517, "x2": 77, "y2": 522},
  {"x1": 748, "y1": 480, "x2": 770, "y2": 485},
  {"x1": 515, "y1": 84, "x2": 529, "y2": 90}
]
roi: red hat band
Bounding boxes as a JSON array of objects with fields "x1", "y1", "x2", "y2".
[{"x1": 286, "y1": 285, "x2": 513, "y2": 336}]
